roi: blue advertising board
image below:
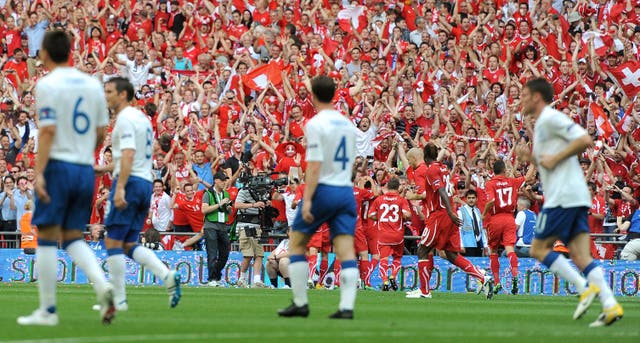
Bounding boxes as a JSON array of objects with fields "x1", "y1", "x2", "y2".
[{"x1": 2, "y1": 249, "x2": 639, "y2": 296}]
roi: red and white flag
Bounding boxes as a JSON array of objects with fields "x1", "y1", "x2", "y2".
[
  {"x1": 608, "y1": 61, "x2": 640, "y2": 98},
  {"x1": 616, "y1": 101, "x2": 636, "y2": 134},
  {"x1": 590, "y1": 102, "x2": 615, "y2": 139},
  {"x1": 337, "y1": 5, "x2": 367, "y2": 34},
  {"x1": 242, "y1": 62, "x2": 291, "y2": 91},
  {"x1": 582, "y1": 31, "x2": 613, "y2": 56},
  {"x1": 581, "y1": 31, "x2": 613, "y2": 56},
  {"x1": 372, "y1": 128, "x2": 399, "y2": 147}
]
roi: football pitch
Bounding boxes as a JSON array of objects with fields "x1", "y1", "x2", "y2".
[{"x1": 0, "y1": 284, "x2": 638, "y2": 343}]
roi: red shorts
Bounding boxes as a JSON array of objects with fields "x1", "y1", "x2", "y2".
[
  {"x1": 354, "y1": 222, "x2": 379, "y2": 255},
  {"x1": 307, "y1": 227, "x2": 331, "y2": 253},
  {"x1": 379, "y1": 244, "x2": 403, "y2": 259},
  {"x1": 486, "y1": 213, "x2": 517, "y2": 250},
  {"x1": 421, "y1": 210, "x2": 460, "y2": 252}
]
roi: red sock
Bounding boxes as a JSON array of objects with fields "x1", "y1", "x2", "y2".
[
  {"x1": 380, "y1": 257, "x2": 389, "y2": 282},
  {"x1": 507, "y1": 252, "x2": 519, "y2": 277},
  {"x1": 391, "y1": 257, "x2": 402, "y2": 279},
  {"x1": 333, "y1": 259, "x2": 341, "y2": 286},
  {"x1": 453, "y1": 254, "x2": 484, "y2": 281},
  {"x1": 418, "y1": 260, "x2": 431, "y2": 295},
  {"x1": 426, "y1": 253, "x2": 434, "y2": 275},
  {"x1": 359, "y1": 259, "x2": 370, "y2": 284},
  {"x1": 308, "y1": 254, "x2": 318, "y2": 280},
  {"x1": 319, "y1": 258, "x2": 328, "y2": 281},
  {"x1": 490, "y1": 253, "x2": 500, "y2": 282}
]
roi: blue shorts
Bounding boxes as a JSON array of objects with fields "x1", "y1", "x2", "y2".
[
  {"x1": 534, "y1": 206, "x2": 590, "y2": 244},
  {"x1": 105, "y1": 176, "x2": 153, "y2": 243},
  {"x1": 33, "y1": 160, "x2": 94, "y2": 230},
  {"x1": 292, "y1": 185, "x2": 356, "y2": 240}
]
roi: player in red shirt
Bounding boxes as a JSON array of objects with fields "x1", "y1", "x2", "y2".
[
  {"x1": 408, "y1": 143, "x2": 493, "y2": 299},
  {"x1": 368, "y1": 178, "x2": 411, "y2": 291},
  {"x1": 587, "y1": 182, "x2": 607, "y2": 258},
  {"x1": 354, "y1": 174, "x2": 378, "y2": 288},
  {"x1": 483, "y1": 160, "x2": 525, "y2": 295},
  {"x1": 173, "y1": 183, "x2": 204, "y2": 243}
]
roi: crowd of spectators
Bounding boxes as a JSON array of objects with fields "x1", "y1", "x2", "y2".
[{"x1": 0, "y1": 0, "x2": 639, "y2": 258}]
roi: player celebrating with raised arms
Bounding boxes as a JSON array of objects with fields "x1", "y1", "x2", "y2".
[
  {"x1": 101, "y1": 77, "x2": 182, "y2": 311},
  {"x1": 518, "y1": 78, "x2": 622, "y2": 327},
  {"x1": 18, "y1": 31, "x2": 115, "y2": 326},
  {"x1": 278, "y1": 75, "x2": 359, "y2": 319}
]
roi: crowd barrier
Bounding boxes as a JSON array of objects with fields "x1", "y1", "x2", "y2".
[{"x1": 2, "y1": 249, "x2": 639, "y2": 296}]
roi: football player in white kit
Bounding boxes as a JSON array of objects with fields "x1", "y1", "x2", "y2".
[
  {"x1": 101, "y1": 77, "x2": 181, "y2": 311},
  {"x1": 278, "y1": 75, "x2": 359, "y2": 319},
  {"x1": 18, "y1": 30, "x2": 115, "y2": 326},
  {"x1": 519, "y1": 78, "x2": 622, "y2": 327}
]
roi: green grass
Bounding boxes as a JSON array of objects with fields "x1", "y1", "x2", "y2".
[{"x1": 0, "y1": 283, "x2": 639, "y2": 343}]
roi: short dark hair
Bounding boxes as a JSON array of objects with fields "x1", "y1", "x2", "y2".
[
  {"x1": 423, "y1": 143, "x2": 439, "y2": 161},
  {"x1": 493, "y1": 159, "x2": 506, "y2": 175},
  {"x1": 153, "y1": 179, "x2": 164, "y2": 187},
  {"x1": 106, "y1": 77, "x2": 135, "y2": 102},
  {"x1": 310, "y1": 76, "x2": 335, "y2": 103},
  {"x1": 466, "y1": 189, "x2": 477, "y2": 198},
  {"x1": 525, "y1": 78, "x2": 554, "y2": 104},
  {"x1": 387, "y1": 177, "x2": 400, "y2": 190},
  {"x1": 42, "y1": 30, "x2": 71, "y2": 63}
]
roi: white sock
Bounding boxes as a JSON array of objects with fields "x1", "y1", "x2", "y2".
[
  {"x1": 132, "y1": 246, "x2": 169, "y2": 281},
  {"x1": 339, "y1": 266, "x2": 358, "y2": 311},
  {"x1": 289, "y1": 261, "x2": 309, "y2": 307},
  {"x1": 66, "y1": 240, "x2": 108, "y2": 293},
  {"x1": 549, "y1": 255, "x2": 587, "y2": 293},
  {"x1": 586, "y1": 265, "x2": 617, "y2": 308},
  {"x1": 107, "y1": 255, "x2": 127, "y2": 305},
  {"x1": 240, "y1": 272, "x2": 247, "y2": 282},
  {"x1": 253, "y1": 274, "x2": 261, "y2": 283},
  {"x1": 36, "y1": 245, "x2": 58, "y2": 313}
]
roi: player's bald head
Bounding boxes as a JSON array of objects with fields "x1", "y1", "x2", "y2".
[{"x1": 407, "y1": 148, "x2": 424, "y2": 161}]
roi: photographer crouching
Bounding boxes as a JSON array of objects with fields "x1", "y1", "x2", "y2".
[
  {"x1": 201, "y1": 171, "x2": 233, "y2": 287},
  {"x1": 234, "y1": 183, "x2": 269, "y2": 288}
]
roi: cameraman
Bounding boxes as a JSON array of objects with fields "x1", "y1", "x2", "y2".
[
  {"x1": 201, "y1": 171, "x2": 233, "y2": 287},
  {"x1": 234, "y1": 184, "x2": 269, "y2": 288}
]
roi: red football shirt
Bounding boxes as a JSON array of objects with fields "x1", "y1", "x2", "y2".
[
  {"x1": 589, "y1": 195, "x2": 605, "y2": 234},
  {"x1": 485, "y1": 175, "x2": 525, "y2": 215},
  {"x1": 173, "y1": 190, "x2": 204, "y2": 231},
  {"x1": 424, "y1": 162, "x2": 454, "y2": 215},
  {"x1": 369, "y1": 192, "x2": 411, "y2": 245},
  {"x1": 354, "y1": 187, "x2": 375, "y2": 224}
]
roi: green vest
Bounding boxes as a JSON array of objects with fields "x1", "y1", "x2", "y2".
[{"x1": 204, "y1": 189, "x2": 230, "y2": 223}]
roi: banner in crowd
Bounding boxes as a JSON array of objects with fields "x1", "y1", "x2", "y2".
[{"x1": 2, "y1": 249, "x2": 639, "y2": 297}]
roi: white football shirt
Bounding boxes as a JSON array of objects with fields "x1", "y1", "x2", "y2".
[
  {"x1": 305, "y1": 109, "x2": 357, "y2": 187},
  {"x1": 111, "y1": 106, "x2": 154, "y2": 182},
  {"x1": 532, "y1": 106, "x2": 591, "y2": 208},
  {"x1": 36, "y1": 67, "x2": 109, "y2": 165}
]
